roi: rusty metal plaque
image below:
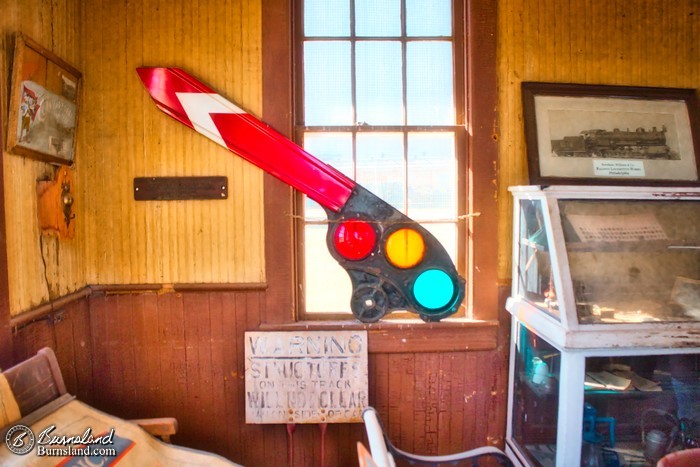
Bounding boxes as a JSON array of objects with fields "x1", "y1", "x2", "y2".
[
  {"x1": 245, "y1": 331, "x2": 368, "y2": 424},
  {"x1": 133, "y1": 176, "x2": 228, "y2": 200}
]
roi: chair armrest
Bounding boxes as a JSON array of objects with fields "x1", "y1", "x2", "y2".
[
  {"x1": 362, "y1": 407, "x2": 514, "y2": 467},
  {"x1": 130, "y1": 417, "x2": 178, "y2": 442}
]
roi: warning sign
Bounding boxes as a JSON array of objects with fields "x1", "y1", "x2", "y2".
[{"x1": 244, "y1": 331, "x2": 368, "y2": 424}]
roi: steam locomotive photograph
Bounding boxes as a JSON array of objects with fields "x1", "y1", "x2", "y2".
[{"x1": 550, "y1": 125, "x2": 680, "y2": 160}]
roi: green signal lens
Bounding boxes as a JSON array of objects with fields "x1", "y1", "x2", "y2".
[{"x1": 412, "y1": 269, "x2": 455, "y2": 310}]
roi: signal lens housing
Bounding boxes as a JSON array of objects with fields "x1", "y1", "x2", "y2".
[
  {"x1": 413, "y1": 269, "x2": 455, "y2": 310},
  {"x1": 385, "y1": 228, "x2": 425, "y2": 269},
  {"x1": 333, "y1": 219, "x2": 377, "y2": 261}
]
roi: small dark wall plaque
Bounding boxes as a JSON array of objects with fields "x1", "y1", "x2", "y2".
[{"x1": 134, "y1": 176, "x2": 228, "y2": 201}]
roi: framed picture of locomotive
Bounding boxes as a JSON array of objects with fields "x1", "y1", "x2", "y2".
[
  {"x1": 6, "y1": 33, "x2": 81, "y2": 165},
  {"x1": 522, "y1": 82, "x2": 700, "y2": 186}
]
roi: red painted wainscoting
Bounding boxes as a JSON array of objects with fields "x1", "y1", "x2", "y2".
[{"x1": 11, "y1": 289, "x2": 510, "y2": 467}]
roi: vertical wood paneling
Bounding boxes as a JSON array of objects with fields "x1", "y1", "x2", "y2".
[
  {"x1": 1, "y1": 0, "x2": 84, "y2": 315},
  {"x1": 6, "y1": 1, "x2": 699, "y2": 465},
  {"x1": 12, "y1": 289, "x2": 506, "y2": 466},
  {"x1": 77, "y1": 0, "x2": 265, "y2": 287},
  {"x1": 11, "y1": 296, "x2": 93, "y2": 400},
  {"x1": 497, "y1": 0, "x2": 700, "y2": 280}
]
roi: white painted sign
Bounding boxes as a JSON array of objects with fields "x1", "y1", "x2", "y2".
[
  {"x1": 245, "y1": 331, "x2": 368, "y2": 424},
  {"x1": 593, "y1": 160, "x2": 645, "y2": 177}
]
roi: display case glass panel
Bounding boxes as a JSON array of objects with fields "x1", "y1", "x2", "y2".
[
  {"x1": 507, "y1": 187, "x2": 700, "y2": 467},
  {"x1": 583, "y1": 353, "x2": 700, "y2": 465},
  {"x1": 517, "y1": 199, "x2": 560, "y2": 321},
  {"x1": 511, "y1": 323, "x2": 561, "y2": 466},
  {"x1": 558, "y1": 199, "x2": 700, "y2": 324}
]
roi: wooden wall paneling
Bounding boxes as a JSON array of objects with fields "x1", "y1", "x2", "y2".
[
  {"x1": 370, "y1": 352, "x2": 389, "y2": 415},
  {"x1": 103, "y1": 294, "x2": 127, "y2": 413},
  {"x1": 207, "y1": 292, "x2": 229, "y2": 455},
  {"x1": 410, "y1": 353, "x2": 427, "y2": 453},
  {"x1": 12, "y1": 319, "x2": 56, "y2": 363},
  {"x1": 235, "y1": 291, "x2": 267, "y2": 467},
  {"x1": 182, "y1": 292, "x2": 213, "y2": 450},
  {"x1": 12, "y1": 1, "x2": 700, "y2": 465},
  {"x1": 87, "y1": 294, "x2": 108, "y2": 403},
  {"x1": 9, "y1": 297, "x2": 92, "y2": 401},
  {"x1": 10, "y1": 289, "x2": 505, "y2": 466},
  {"x1": 261, "y1": 0, "x2": 296, "y2": 326},
  {"x1": 399, "y1": 354, "x2": 415, "y2": 453},
  {"x1": 118, "y1": 293, "x2": 139, "y2": 419},
  {"x1": 51, "y1": 298, "x2": 92, "y2": 403},
  {"x1": 80, "y1": 0, "x2": 265, "y2": 287},
  {"x1": 221, "y1": 290, "x2": 242, "y2": 462},
  {"x1": 130, "y1": 293, "x2": 149, "y2": 414},
  {"x1": 294, "y1": 424, "x2": 318, "y2": 467},
  {"x1": 0, "y1": 0, "x2": 85, "y2": 316},
  {"x1": 425, "y1": 353, "x2": 442, "y2": 454},
  {"x1": 323, "y1": 421, "x2": 342, "y2": 467},
  {"x1": 180, "y1": 292, "x2": 201, "y2": 444},
  {"x1": 446, "y1": 352, "x2": 467, "y2": 453},
  {"x1": 386, "y1": 353, "x2": 406, "y2": 449},
  {"x1": 0, "y1": 35, "x2": 10, "y2": 369},
  {"x1": 466, "y1": 0, "x2": 499, "y2": 319},
  {"x1": 77, "y1": 0, "x2": 102, "y2": 284},
  {"x1": 195, "y1": 292, "x2": 216, "y2": 453},
  {"x1": 473, "y1": 352, "x2": 491, "y2": 448},
  {"x1": 101, "y1": 295, "x2": 122, "y2": 410},
  {"x1": 125, "y1": 0, "x2": 147, "y2": 284},
  {"x1": 109, "y1": 0, "x2": 129, "y2": 285},
  {"x1": 97, "y1": 294, "x2": 118, "y2": 403},
  {"x1": 436, "y1": 353, "x2": 455, "y2": 454},
  {"x1": 142, "y1": 292, "x2": 163, "y2": 412},
  {"x1": 496, "y1": 0, "x2": 700, "y2": 281},
  {"x1": 162, "y1": 292, "x2": 187, "y2": 438}
]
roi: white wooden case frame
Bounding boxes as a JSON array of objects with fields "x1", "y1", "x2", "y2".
[{"x1": 504, "y1": 185, "x2": 700, "y2": 467}]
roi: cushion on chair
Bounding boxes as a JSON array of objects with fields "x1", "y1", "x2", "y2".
[
  {"x1": 0, "y1": 398, "x2": 240, "y2": 466},
  {"x1": 0, "y1": 374, "x2": 21, "y2": 428}
]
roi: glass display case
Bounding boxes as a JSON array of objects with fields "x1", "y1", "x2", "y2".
[{"x1": 505, "y1": 186, "x2": 700, "y2": 467}]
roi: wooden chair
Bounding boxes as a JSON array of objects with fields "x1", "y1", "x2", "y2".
[
  {"x1": 0, "y1": 347, "x2": 177, "y2": 442},
  {"x1": 362, "y1": 407, "x2": 514, "y2": 466}
]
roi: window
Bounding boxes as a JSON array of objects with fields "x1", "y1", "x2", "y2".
[{"x1": 296, "y1": 0, "x2": 467, "y2": 318}]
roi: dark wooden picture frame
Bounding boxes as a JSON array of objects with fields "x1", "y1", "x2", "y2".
[
  {"x1": 6, "y1": 33, "x2": 82, "y2": 165},
  {"x1": 522, "y1": 82, "x2": 700, "y2": 186}
]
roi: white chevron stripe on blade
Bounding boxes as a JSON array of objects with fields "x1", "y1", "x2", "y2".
[{"x1": 176, "y1": 92, "x2": 245, "y2": 147}]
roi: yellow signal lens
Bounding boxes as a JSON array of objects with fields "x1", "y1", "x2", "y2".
[{"x1": 385, "y1": 228, "x2": 425, "y2": 269}]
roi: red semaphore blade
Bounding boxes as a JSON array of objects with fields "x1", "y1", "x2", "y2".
[{"x1": 136, "y1": 67, "x2": 354, "y2": 212}]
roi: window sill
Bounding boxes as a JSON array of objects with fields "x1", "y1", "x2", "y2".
[{"x1": 257, "y1": 318, "x2": 499, "y2": 353}]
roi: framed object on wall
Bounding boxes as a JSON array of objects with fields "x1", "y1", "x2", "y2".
[
  {"x1": 6, "y1": 33, "x2": 82, "y2": 165},
  {"x1": 522, "y1": 82, "x2": 700, "y2": 186}
]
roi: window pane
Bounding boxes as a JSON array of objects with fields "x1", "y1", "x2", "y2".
[
  {"x1": 305, "y1": 224, "x2": 353, "y2": 313},
  {"x1": 406, "y1": 0, "x2": 452, "y2": 36},
  {"x1": 304, "y1": 41, "x2": 353, "y2": 125},
  {"x1": 303, "y1": 132, "x2": 354, "y2": 219},
  {"x1": 423, "y1": 223, "x2": 457, "y2": 263},
  {"x1": 406, "y1": 41, "x2": 454, "y2": 125},
  {"x1": 355, "y1": 0, "x2": 401, "y2": 37},
  {"x1": 356, "y1": 133, "x2": 405, "y2": 212},
  {"x1": 304, "y1": 0, "x2": 350, "y2": 37},
  {"x1": 407, "y1": 132, "x2": 456, "y2": 219},
  {"x1": 356, "y1": 41, "x2": 403, "y2": 125}
]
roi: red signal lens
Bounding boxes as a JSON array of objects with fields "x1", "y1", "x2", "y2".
[{"x1": 333, "y1": 219, "x2": 377, "y2": 261}]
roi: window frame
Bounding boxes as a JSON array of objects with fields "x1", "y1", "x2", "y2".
[{"x1": 261, "y1": 0, "x2": 499, "y2": 332}]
